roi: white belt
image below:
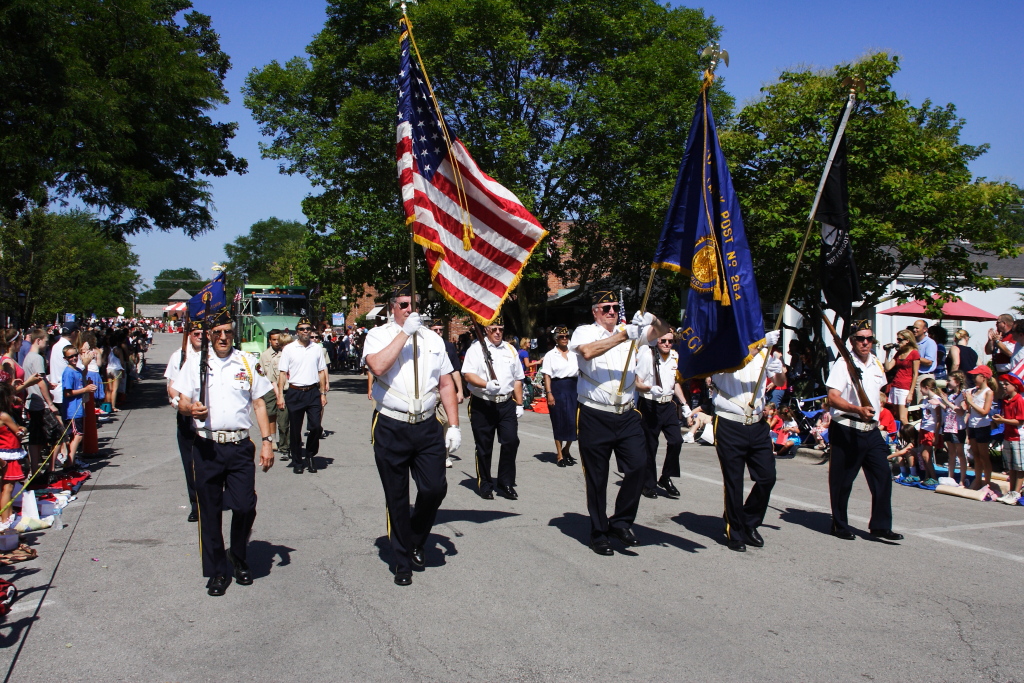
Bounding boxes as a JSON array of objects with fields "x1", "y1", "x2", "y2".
[
  {"x1": 833, "y1": 415, "x2": 877, "y2": 432},
  {"x1": 474, "y1": 392, "x2": 512, "y2": 403},
  {"x1": 715, "y1": 411, "x2": 762, "y2": 426},
  {"x1": 640, "y1": 393, "x2": 673, "y2": 404},
  {"x1": 581, "y1": 398, "x2": 635, "y2": 414},
  {"x1": 376, "y1": 404, "x2": 433, "y2": 424},
  {"x1": 196, "y1": 428, "x2": 249, "y2": 443}
]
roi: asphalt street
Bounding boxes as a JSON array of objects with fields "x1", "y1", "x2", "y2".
[{"x1": 2, "y1": 332, "x2": 1023, "y2": 682}]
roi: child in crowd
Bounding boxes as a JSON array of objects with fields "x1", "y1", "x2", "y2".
[
  {"x1": 916, "y1": 377, "x2": 942, "y2": 486},
  {"x1": 0, "y1": 384, "x2": 27, "y2": 530},
  {"x1": 775, "y1": 406, "x2": 801, "y2": 457},
  {"x1": 992, "y1": 373, "x2": 1024, "y2": 505},
  {"x1": 964, "y1": 366, "x2": 996, "y2": 491},
  {"x1": 61, "y1": 345, "x2": 98, "y2": 470},
  {"x1": 811, "y1": 398, "x2": 830, "y2": 450},
  {"x1": 877, "y1": 389, "x2": 897, "y2": 439},
  {"x1": 766, "y1": 403, "x2": 782, "y2": 436},
  {"x1": 937, "y1": 372, "x2": 969, "y2": 486},
  {"x1": 890, "y1": 424, "x2": 919, "y2": 483}
]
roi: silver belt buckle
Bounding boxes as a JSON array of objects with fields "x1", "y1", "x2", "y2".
[
  {"x1": 407, "y1": 412, "x2": 418, "y2": 424},
  {"x1": 216, "y1": 432, "x2": 227, "y2": 443}
]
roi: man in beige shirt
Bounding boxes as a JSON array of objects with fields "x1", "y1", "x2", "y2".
[{"x1": 259, "y1": 330, "x2": 291, "y2": 461}]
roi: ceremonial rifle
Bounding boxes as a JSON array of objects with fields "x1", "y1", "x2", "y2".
[
  {"x1": 178, "y1": 311, "x2": 190, "y2": 370},
  {"x1": 198, "y1": 295, "x2": 213, "y2": 418},
  {"x1": 472, "y1": 323, "x2": 498, "y2": 382}
]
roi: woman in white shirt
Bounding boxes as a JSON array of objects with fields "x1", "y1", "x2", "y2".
[{"x1": 541, "y1": 326, "x2": 579, "y2": 467}]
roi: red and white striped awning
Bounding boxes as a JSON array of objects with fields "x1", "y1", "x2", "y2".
[{"x1": 163, "y1": 302, "x2": 187, "y2": 312}]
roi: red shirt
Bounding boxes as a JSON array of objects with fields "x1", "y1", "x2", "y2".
[
  {"x1": 1001, "y1": 393, "x2": 1024, "y2": 441},
  {"x1": 878, "y1": 407, "x2": 896, "y2": 434},
  {"x1": 993, "y1": 332, "x2": 1014, "y2": 367},
  {"x1": 891, "y1": 349, "x2": 920, "y2": 390}
]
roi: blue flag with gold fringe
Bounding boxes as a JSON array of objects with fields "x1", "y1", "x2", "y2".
[
  {"x1": 187, "y1": 272, "x2": 227, "y2": 321},
  {"x1": 652, "y1": 88, "x2": 765, "y2": 380}
]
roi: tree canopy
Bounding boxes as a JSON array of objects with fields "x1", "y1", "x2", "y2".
[
  {"x1": 136, "y1": 268, "x2": 205, "y2": 304},
  {"x1": 0, "y1": 210, "x2": 140, "y2": 322},
  {"x1": 244, "y1": 0, "x2": 729, "y2": 331},
  {"x1": 722, "y1": 53, "x2": 1024, "y2": 337},
  {"x1": 222, "y1": 217, "x2": 312, "y2": 288},
  {"x1": 0, "y1": 0, "x2": 246, "y2": 236}
]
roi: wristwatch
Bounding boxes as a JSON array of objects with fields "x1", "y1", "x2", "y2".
[{"x1": 261, "y1": 435, "x2": 274, "y2": 442}]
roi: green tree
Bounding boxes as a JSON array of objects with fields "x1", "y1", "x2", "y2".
[
  {"x1": 0, "y1": 210, "x2": 141, "y2": 322},
  {"x1": 0, "y1": 0, "x2": 246, "y2": 236},
  {"x1": 721, "y1": 53, "x2": 1023, "y2": 349},
  {"x1": 244, "y1": 0, "x2": 729, "y2": 334},
  {"x1": 136, "y1": 268, "x2": 205, "y2": 304},
  {"x1": 222, "y1": 218, "x2": 312, "y2": 287}
]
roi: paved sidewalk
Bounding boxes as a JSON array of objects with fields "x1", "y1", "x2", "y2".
[{"x1": 1, "y1": 333, "x2": 1023, "y2": 682}]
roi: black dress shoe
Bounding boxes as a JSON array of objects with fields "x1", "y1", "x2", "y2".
[
  {"x1": 727, "y1": 538, "x2": 746, "y2": 552},
  {"x1": 609, "y1": 526, "x2": 639, "y2": 546},
  {"x1": 590, "y1": 537, "x2": 614, "y2": 556},
  {"x1": 564, "y1": 454, "x2": 577, "y2": 466},
  {"x1": 187, "y1": 509, "x2": 198, "y2": 523},
  {"x1": 658, "y1": 477, "x2": 680, "y2": 499},
  {"x1": 498, "y1": 485, "x2": 518, "y2": 500},
  {"x1": 292, "y1": 460, "x2": 305, "y2": 474},
  {"x1": 411, "y1": 546, "x2": 425, "y2": 569},
  {"x1": 228, "y1": 551, "x2": 253, "y2": 585},
  {"x1": 306, "y1": 456, "x2": 318, "y2": 474},
  {"x1": 641, "y1": 487, "x2": 659, "y2": 499},
  {"x1": 480, "y1": 489, "x2": 494, "y2": 500},
  {"x1": 831, "y1": 524, "x2": 856, "y2": 541},
  {"x1": 394, "y1": 572, "x2": 413, "y2": 586},
  {"x1": 207, "y1": 575, "x2": 231, "y2": 596},
  {"x1": 747, "y1": 528, "x2": 764, "y2": 548},
  {"x1": 557, "y1": 458, "x2": 567, "y2": 468},
  {"x1": 870, "y1": 529, "x2": 904, "y2": 541}
]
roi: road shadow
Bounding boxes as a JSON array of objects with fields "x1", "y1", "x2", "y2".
[
  {"x1": 533, "y1": 451, "x2": 559, "y2": 465},
  {"x1": 630, "y1": 522, "x2": 706, "y2": 553},
  {"x1": 547, "y1": 512, "x2": 594, "y2": 550},
  {"x1": 671, "y1": 511, "x2": 728, "y2": 547},
  {"x1": 306, "y1": 455, "x2": 335, "y2": 470},
  {"x1": 434, "y1": 508, "x2": 520, "y2": 525},
  {"x1": 776, "y1": 507, "x2": 835, "y2": 537},
  {"x1": 246, "y1": 540, "x2": 295, "y2": 579},
  {"x1": 374, "y1": 533, "x2": 459, "y2": 571},
  {"x1": 331, "y1": 377, "x2": 372, "y2": 396},
  {"x1": 0, "y1": 613, "x2": 39, "y2": 649}
]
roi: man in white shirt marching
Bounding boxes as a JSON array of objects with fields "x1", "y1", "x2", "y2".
[
  {"x1": 278, "y1": 317, "x2": 328, "y2": 474},
  {"x1": 462, "y1": 314, "x2": 525, "y2": 500},
  {"x1": 636, "y1": 331, "x2": 684, "y2": 500},
  {"x1": 165, "y1": 323, "x2": 204, "y2": 523},
  {"x1": 363, "y1": 283, "x2": 461, "y2": 586},
  {"x1": 569, "y1": 291, "x2": 671, "y2": 555}
]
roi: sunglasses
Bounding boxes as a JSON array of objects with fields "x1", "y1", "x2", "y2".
[
  {"x1": 658, "y1": 340, "x2": 674, "y2": 344},
  {"x1": 853, "y1": 335, "x2": 875, "y2": 343},
  {"x1": 397, "y1": 301, "x2": 412, "y2": 310},
  {"x1": 64, "y1": 353, "x2": 80, "y2": 359},
  {"x1": 485, "y1": 326, "x2": 504, "y2": 332},
  {"x1": 597, "y1": 304, "x2": 620, "y2": 314},
  {"x1": 556, "y1": 335, "x2": 569, "y2": 340},
  {"x1": 210, "y1": 329, "x2": 234, "y2": 338},
  {"x1": 297, "y1": 326, "x2": 313, "y2": 332}
]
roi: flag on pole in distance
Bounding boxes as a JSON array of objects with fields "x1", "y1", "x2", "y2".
[
  {"x1": 396, "y1": 17, "x2": 547, "y2": 325},
  {"x1": 816, "y1": 97, "x2": 861, "y2": 329},
  {"x1": 187, "y1": 272, "x2": 226, "y2": 321},
  {"x1": 651, "y1": 86, "x2": 765, "y2": 380}
]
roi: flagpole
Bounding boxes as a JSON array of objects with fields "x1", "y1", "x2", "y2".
[
  {"x1": 746, "y1": 77, "x2": 864, "y2": 412},
  {"x1": 615, "y1": 266, "x2": 657, "y2": 395}
]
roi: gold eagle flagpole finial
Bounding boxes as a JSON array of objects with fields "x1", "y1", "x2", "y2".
[{"x1": 700, "y1": 44, "x2": 729, "y2": 90}]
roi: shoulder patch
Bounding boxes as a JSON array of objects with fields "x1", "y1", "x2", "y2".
[{"x1": 255, "y1": 362, "x2": 265, "y2": 377}]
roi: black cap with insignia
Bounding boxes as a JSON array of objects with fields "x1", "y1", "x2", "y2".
[{"x1": 591, "y1": 290, "x2": 617, "y2": 306}]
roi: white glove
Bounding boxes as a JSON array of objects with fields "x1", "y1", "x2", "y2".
[
  {"x1": 765, "y1": 329, "x2": 781, "y2": 347},
  {"x1": 515, "y1": 404, "x2": 524, "y2": 418},
  {"x1": 631, "y1": 311, "x2": 654, "y2": 327},
  {"x1": 445, "y1": 427, "x2": 461, "y2": 454},
  {"x1": 766, "y1": 357, "x2": 784, "y2": 375},
  {"x1": 402, "y1": 312, "x2": 422, "y2": 336},
  {"x1": 625, "y1": 324, "x2": 646, "y2": 340},
  {"x1": 483, "y1": 379, "x2": 501, "y2": 394},
  {"x1": 649, "y1": 385, "x2": 668, "y2": 398}
]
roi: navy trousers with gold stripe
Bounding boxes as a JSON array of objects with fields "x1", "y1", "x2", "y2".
[
  {"x1": 713, "y1": 416, "x2": 775, "y2": 544},
  {"x1": 638, "y1": 397, "x2": 683, "y2": 489},
  {"x1": 577, "y1": 403, "x2": 647, "y2": 540},
  {"x1": 828, "y1": 422, "x2": 892, "y2": 533},
  {"x1": 175, "y1": 412, "x2": 198, "y2": 515},
  {"x1": 372, "y1": 412, "x2": 448, "y2": 575},
  {"x1": 191, "y1": 437, "x2": 257, "y2": 579},
  {"x1": 468, "y1": 396, "x2": 519, "y2": 494}
]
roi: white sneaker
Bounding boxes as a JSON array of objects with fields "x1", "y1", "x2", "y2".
[
  {"x1": 682, "y1": 433, "x2": 695, "y2": 443},
  {"x1": 445, "y1": 457, "x2": 453, "y2": 468},
  {"x1": 1001, "y1": 490, "x2": 1021, "y2": 505}
]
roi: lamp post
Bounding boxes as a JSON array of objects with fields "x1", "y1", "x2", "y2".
[{"x1": 341, "y1": 295, "x2": 348, "y2": 328}]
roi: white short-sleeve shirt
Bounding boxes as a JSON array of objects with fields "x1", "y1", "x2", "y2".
[
  {"x1": 568, "y1": 323, "x2": 637, "y2": 405},
  {"x1": 171, "y1": 350, "x2": 272, "y2": 431},
  {"x1": 636, "y1": 345, "x2": 678, "y2": 396},
  {"x1": 362, "y1": 323, "x2": 453, "y2": 413},
  {"x1": 540, "y1": 348, "x2": 579, "y2": 379},
  {"x1": 164, "y1": 346, "x2": 197, "y2": 386},
  {"x1": 278, "y1": 340, "x2": 327, "y2": 386},
  {"x1": 462, "y1": 339, "x2": 525, "y2": 398},
  {"x1": 712, "y1": 349, "x2": 773, "y2": 417},
  {"x1": 826, "y1": 350, "x2": 887, "y2": 420}
]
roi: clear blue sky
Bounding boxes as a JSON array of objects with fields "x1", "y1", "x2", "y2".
[{"x1": 130, "y1": 0, "x2": 1023, "y2": 290}]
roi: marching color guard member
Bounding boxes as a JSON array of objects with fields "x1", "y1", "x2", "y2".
[
  {"x1": 165, "y1": 323, "x2": 204, "y2": 522},
  {"x1": 635, "y1": 331, "x2": 684, "y2": 499},
  {"x1": 173, "y1": 308, "x2": 275, "y2": 596},
  {"x1": 541, "y1": 326, "x2": 579, "y2": 467},
  {"x1": 363, "y1": 283, "x2": 461, "y2": 586},
  {"x1": 825, "y1": 320, "x2": 903, "y2": 542},
  {"x1": 278, "y1": 317, "x2": 328, "y2": 474},
  {"x1": 711, "y1": 330, "x2": 784, "y2": 552},
  {"x1": 462, "y1": 316, "x2": 525, "y2": 500},
  {"x1": 569, "y1": 291, "x2": 670, "y2": 555}
]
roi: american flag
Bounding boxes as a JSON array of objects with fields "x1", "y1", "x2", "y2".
[
  {"x1": 233, "y1": 287, "x2": 242, "y2": 303},
  {"x1": 396, "y1": 18, "x2": 547, "y2": 325}
]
